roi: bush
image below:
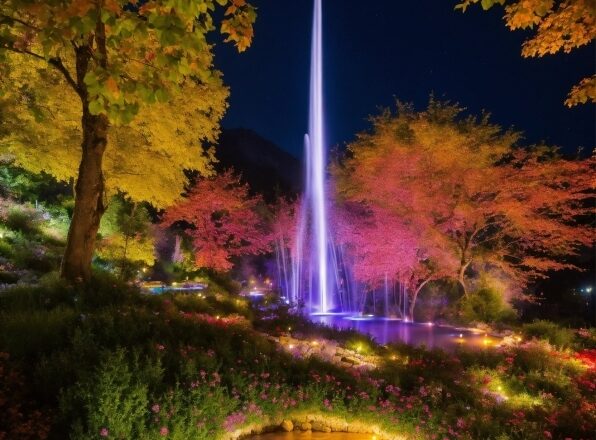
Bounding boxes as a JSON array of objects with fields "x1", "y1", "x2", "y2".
[
  {"x1": 522, "y1": 320, "x2": 576, "y2": 348},
  {"x1": 65, "y1": 350, "x2": 152, "y2": 440},
  {"x1": 4, "y1": 206, "x2": 42, "y2": 235},
  {"x1": 0, "y1": 307, "x2": 78, "y2": 358},
  {"x1": 460, "y1": 287, "x2": 516, "y2": 324},
  {"x1": 0, "y1": 270, "x2": 19, "y2": 284}
]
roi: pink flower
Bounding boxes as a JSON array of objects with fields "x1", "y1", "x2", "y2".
[
  {"x1": 160, "y1": 426, "x2": 169, "y2": 436},
  {"x1": 223, "y1": 411, "x2": 246, "y2": 432},
  {"x1": 151, "y1": 404, "x2": 160, "y2": 413},
  {"x1": 100, "y1": 427, "x2": 109, "y2": 437},
  {"x1": 543, "y1": 431, "x2": 552, "y2": 439}
]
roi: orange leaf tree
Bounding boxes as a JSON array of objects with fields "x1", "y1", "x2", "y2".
[{"x1": 333, "y1": 99, "x2": 594, "y2": 311}]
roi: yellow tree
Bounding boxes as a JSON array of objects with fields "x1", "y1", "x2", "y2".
[
  {"x1": 0, "y1": 0, "x2": 255, "y2": 282},
  {"x1": 0, "y1": 54, "x2": 228, "y2": 208},
  {"x1": 456, "y1": 0, "x2": 596, "y2": 106}
]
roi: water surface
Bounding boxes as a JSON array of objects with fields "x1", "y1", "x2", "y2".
[{"x1": 309, "y1": 315, "x2": 497, "y2": 351}]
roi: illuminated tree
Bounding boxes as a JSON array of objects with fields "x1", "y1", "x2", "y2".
[
  {"x1": 456, "y1": 0, "x2": 596, "y2": 106},
  {"x1": 333, "y1": 199, "x2": 458, "y2": 319},
  {"x1": 0, "y1": 0, "x2": 256, "y2": 281},
  {"x1": 0, "y1": 54, "x2": 228, "y2": 207},
  {"x1": 335, "y1": 100, "x2": 594, "y2": 304},
  {"x1": 161, "y1": 171, "x2": 270, "y2": 272},
  {"x1": 96, "y1": 197, "x2": 155, "y2": 279}
]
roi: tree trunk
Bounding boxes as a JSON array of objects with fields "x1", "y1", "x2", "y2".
[
  {"x1": 458, "y1": 261, "x2": 470, "y2": 297},
  {"x1": 408, "y1": 278, "x2": 432, "y2": 321},
  {"x1": 60, "y1": 110, "x2": 108, "y2": 282}
]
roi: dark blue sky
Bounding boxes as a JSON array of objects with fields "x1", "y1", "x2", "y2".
[{"x1": 214, "y1": 0, "x2": 594, "y2": 158}]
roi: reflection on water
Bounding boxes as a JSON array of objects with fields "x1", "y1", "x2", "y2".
[
  {"x1": 309, "y1": 315, "x2": 498, "y2": 351},
  {"x1": 250, "y1": 432, "x2": 376, "y2": 440}
]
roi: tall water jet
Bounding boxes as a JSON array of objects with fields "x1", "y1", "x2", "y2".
[
  {"x1": 285, "y1": 0, "x2": 354, "y2": 314},
  {"x1": 307, "y1": 0, "x2": 330, "y2": 313}
]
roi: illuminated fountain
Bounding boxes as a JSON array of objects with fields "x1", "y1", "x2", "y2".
[
  {"x1": 288, "y1": 0, "x2": 395, "y2": 317},
  {"x1": 291, "y1": 0, "x2": 335, "y2": 314}
]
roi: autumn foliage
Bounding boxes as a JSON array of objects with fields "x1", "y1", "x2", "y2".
[
  {"x1": 0, "y1": 0, "x2": 256, "y2": 281},
  {"x1": 332, "y1": 100, "x2": 594, "y2": 316},
  {"x1": 456, "y1": 0, "x2": 596, "y2": 106},
  {"x1": 161, "y1": 171, "x2": 270, "y2": 271}
]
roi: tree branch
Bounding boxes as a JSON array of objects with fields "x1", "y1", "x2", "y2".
[
  {"x1": 0, "y1": 14, "x2": 41, "y2": 32},
  {"x1": 47, "y1": 57, "x2": 80, "y2": 95},
  {"x1": 2, "y1": 45, "x2": 80, "y2": 96}
]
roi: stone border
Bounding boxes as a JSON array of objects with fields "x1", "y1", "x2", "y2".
[{"x1": 221, "y1": 412, "x2": 408, "y2": 440}]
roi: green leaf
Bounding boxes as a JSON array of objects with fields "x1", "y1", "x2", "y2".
[
  {"x1": 83, "y1": 72, "x2": 98, "y2": 86},
  {"x1": 88, "y1": 99, "x2": 104, "y2": 115},
  {"x1": 481, "y1": 0, "x2": 494, "y2": 10}
]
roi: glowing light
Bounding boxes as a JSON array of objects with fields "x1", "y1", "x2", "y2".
[
  {"x1": 289, "y1": 344, "x2": 295, "y2": 349},
  {"x1": 459, "y1": 333, "x2": 463, "y2": 338},
  {"x1": 311, "y1": 340, "x2": 319, "y2": 346},
  {"x1": 216, "y1": 315, "x2": 220, "y2": 320},
  {"x1": 288, "y1": 326, "x2": 292, "y2": 332},
  {"x1": 426, "y1": 322, "x2": 434, "y2": 326},
  {"x1": 390, "y1": 355, "x2": 397, "y2": 361}
]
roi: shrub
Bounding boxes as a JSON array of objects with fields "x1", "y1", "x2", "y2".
[
  {"x1": 522, "y1": 320, "x2": 576, "y2": 348},
  {"x1": 4, "y1": 206, "x2": 42, "y2": 235},
  {"x1": 461, "y1": 287, "x2": 516, "y2": 324},
  {"x1": 0, "y1": 307, "x2": 77, "y2": 358},
  {"x1": 0, "y1": 270, "x2": 19, "y2": 284},
  {"x1": 65, "y1": 350, "x2": 152, "y2": 440}
]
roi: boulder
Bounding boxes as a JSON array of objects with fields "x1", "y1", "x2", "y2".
[
  {"x1": 300, "y1": 422, "x2": 312, "y2": 431},
  {"x1": 280, "y1": 419, "x2": 293, "y2": 432},
  {"x1": 312, "y1": 421, "x2": 331, "y2": 432}
]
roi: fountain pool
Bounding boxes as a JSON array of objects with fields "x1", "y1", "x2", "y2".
[{"x1": 309, "y1": 315, "x2": 500, "y2": 351}]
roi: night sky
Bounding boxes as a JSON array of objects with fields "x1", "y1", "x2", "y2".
[{"x1": 215, "y1": 0, "x2": 595, "y2": 158}]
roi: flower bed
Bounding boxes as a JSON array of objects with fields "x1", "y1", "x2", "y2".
[{"x1": 0, "y1": 277, "x2": 594, "y2": 439}]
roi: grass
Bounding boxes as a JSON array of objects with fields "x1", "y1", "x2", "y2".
[{"x1": 0, "y1": 274, "x2": 594, "y2": 440}]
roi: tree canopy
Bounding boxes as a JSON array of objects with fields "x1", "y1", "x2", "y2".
[
  {"x1": 0, "y1": 0, "x2": 256, "y2": 280},
  {"x1": 161, "y1": 171, "x2": 270, "y2": 271},
  {"x1": 0, "y1": 53, "x2": 228, "y2": 207},
  {"x1": 332, "y1": 99, "x2": 594, "y2": 315}
]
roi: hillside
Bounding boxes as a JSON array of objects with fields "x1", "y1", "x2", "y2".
[{"x1": 215, "y1": 129, "x2": 301, "y2": 202}]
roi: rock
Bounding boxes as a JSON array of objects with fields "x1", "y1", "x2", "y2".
[
  {"x1": 312, "y1": 421, "x2": 331, "y2": 432},
  {"x1": 280, "y1": 420, "x2": 293, "y2": 432},
  {"x1": 300, "y1": 422, "x2": 312, "y2": 431}
]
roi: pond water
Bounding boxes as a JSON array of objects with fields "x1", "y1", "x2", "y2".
[
  {"x1": 309, "y1": 314, "x2": 498, "y2": 351},
  {"x1": 249, "y1": 432, "x2": 376, "y2": 440}
]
